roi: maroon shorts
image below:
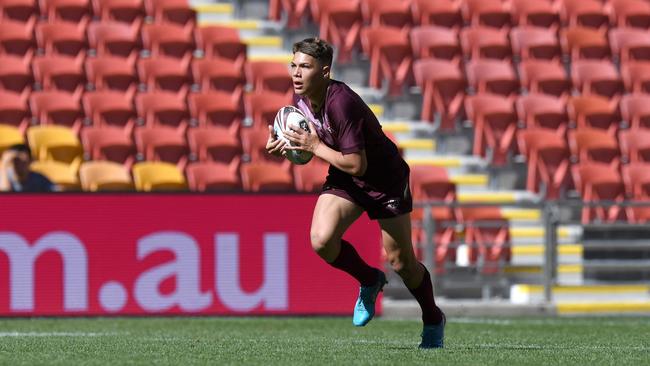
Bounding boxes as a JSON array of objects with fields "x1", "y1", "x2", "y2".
[{"x1": 321, "y1": 172, "x2": 413, "y2": 220}]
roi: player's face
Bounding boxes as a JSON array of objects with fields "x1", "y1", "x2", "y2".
[{"x1": 290, "y1": 52, "x2": 329, "y2": 97}]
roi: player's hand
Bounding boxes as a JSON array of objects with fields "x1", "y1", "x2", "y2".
[
  {"x1": 265, "y1": 125, "x2": 286, "y2": 157},
  {"x1": 283, "y1": 119, "x2": 320, "y2": 153}
]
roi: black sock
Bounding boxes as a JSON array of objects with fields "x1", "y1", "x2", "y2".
[
  {"x1": 329, "y1": 240, "x2": 378, "y2": 286},
  {"x1": 407, "y1": 263, "x2": 444, "y2": 325}
]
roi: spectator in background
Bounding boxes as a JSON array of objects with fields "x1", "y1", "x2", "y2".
[{"x1": 0, "y1": 144, "x2": 55, "y2": 192}]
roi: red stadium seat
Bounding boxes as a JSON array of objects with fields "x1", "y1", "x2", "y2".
[
  {"x1": 135, "y1": 91, "x2": 189, "y2": 133},
  {"x1": 409, "y1": 25, "x2": 461, "y2": 62},
  {"x1": 141, "y1": 23, "x2": 194, "y2": 68},
  {"x1": 622, "y1": 161, "x2": 650, "y2": 199},
  {"x1": 619, "y1": 129, "x2": 650, "y2": 163},
  {"x1": 620, "y1": 93, "x2": 650, "y2": 130},
  {"x1": 91, "y1": 0, "x2": 144, "y2": 29},
  {"x1": 621, "y1": 60, "x2": 650, "y2": 93},
  {"x1": 240, "y1": 126, "x2": 288, "y2": 167},
  {"x1": 0, "y1": 55, "x2": 32, "y2": 100},
  {"x1": 466, "y1": 59, "x2": 519, "y2": 98},
  {"x1": 317, "y1": 0, "x2": 363, "y2": 64},
  {"x1": 411, "y1": 0, "x2": 462, "y2": 30},
  {"x1": 32, "y1": 55, "x2": 86, "y2": 100},
  {"x1": 460, "y1": 26, "x2": 511, "y2": 60},
  {"x1": 36, "y1": 22, "x2": 87, "y2": 63},
  {"x1": 517, "y1": 128, "x2": 571, "y2": 199},
  {"x1": 561, "y1": 26, "x2": 610, "y2": 61},
  {"x1": 571, "y1": 60, "x2": 624, "y2": 100},
  {"x1": 194, "y1": 25, "x2": 246, "y2": 70},
  {"x1": 461, "y1": 0, "x2": 511, "y2": 30},
  {"x1": 40, "y1": 0, "x2": 92, "y2": 28},
  {"x1": 609, "y1": 27, "x2": 650, "y2": 63},
  {"x1": 82, "y1": 90, "x2": 136, "y2": 134},
  {"x1": 0, "y1": 0, "x2": 38, "y2": 24},
  {"x1": 187, "y1": 126, "x2": 242, "y2": 163},
  {"x1": 0, "y1": 90, "x2": 30, "y2": 133},
  {"x1": 361, "y1": 0, "x2": 412, "y2": 32},
  {"x1": 519, "y1": 59, "x2": 571, "y2": 99},
  {"x1": 245, "y1": 92, "x2": 291, "y2": 130},
  {"x1": 460, "y1": 207, "x2": 511, "y2": 274},
  {"x1": 568, "y1": 95, "x2": 620, "y2": 135},
  {"x1": 134, "y1": 126, "x2": 188, "y2": 169},
  {"x1": 241, "y1": 161, "x2": 294, "y2": 192},
  {"x1": 246, "y1": 60, "x2": 292, "y2": 98},
  {"x1": 561, "y1": 0, "x2": 609, "y2": 30},
  {"x1": 608, "y1": 0, "x2": 650, "y2": 29},
  {"x1": 516, "y1": 93, "x2": 568, "y2": 135},
  {"x1": 0, "y1": 19, "x2": 35, "y2": 61},
  {"x1": 465, "y1": 94, "x2": 518, "y2": 165},
  {"x1": 137, "y1": 56, "x2": 190, "y2": 99},
  {"x1": 409, "y1": 165, "x2": 458, "y2": 273},
  {"x1": 573, "y1": 162, "x2": 630, "y2": 224},
  {"x1": 569, "y1": 127, "x2": 621, "y2": 167},
  {"x1": 191, "y1": 58, "x2": 245, "y2": 102},
  {"x1": 144, "y1": 0, "x2": 195, "y2": 32},
  {"x1": 187, "y1": 91, "x2": 243, "y2": 131},
  {"x1": 186, "y1": 160, "x2": 242, "y2": 192},
  {"x1": 30, "y1": 90, "x2": 84, "y2": 133},
  {"x1": 81, "y1": 125, "x2": 136, "y2": 167},
  {"x1": 413, "y1": 58, "x2": 465, "y2": 130},
  {"x1": 268, "y1": 0, "x2": 310, "y2": 29},
  {"x1": 85, "y1": 56, "x2": 137, "y2": 98},
  {"x1": 510, "y1": 26, "x2": 561, "y2": 62},
  {"x1": 87, "y1": 21, "x2": 141, "y2": 63},
  {"x1": 361, "y1": 26, "x2": 413, "y2": 96},
  {"x1": 511, "y1": 0, "x2": 560, "y2": 30},
  {"x1": 293, "y1": 157, "x2": 328, "y2": 192}
]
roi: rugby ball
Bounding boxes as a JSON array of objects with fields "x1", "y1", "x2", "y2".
[{"x1": 273, "y1": 106, "x2": 314, "y2": 165}]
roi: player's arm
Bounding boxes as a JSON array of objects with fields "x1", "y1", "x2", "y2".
[{"x1": 283, "y1": 123, "x2": 367, "y2": 176}]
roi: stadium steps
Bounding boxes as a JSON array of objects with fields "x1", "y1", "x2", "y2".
[{"x1": 510, "y1": 284, "x2": 650, "y2": 304}]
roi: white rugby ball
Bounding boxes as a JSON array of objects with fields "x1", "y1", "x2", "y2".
[{"x1": 273, "y1": 105, "x2": 314, "y2": 165}]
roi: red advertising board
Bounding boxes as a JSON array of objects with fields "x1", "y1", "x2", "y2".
[{"x1": 0, "y1": 194, "x2": 382, "y2": 316}]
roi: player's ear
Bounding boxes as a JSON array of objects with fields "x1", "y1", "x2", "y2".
[{"x1": 322, "y1": 64, "x2": 330, "y2": 79}]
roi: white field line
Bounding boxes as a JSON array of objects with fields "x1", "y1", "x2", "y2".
[{"x1": 0, "y1": 332, "x2": 123, "y2": 337}]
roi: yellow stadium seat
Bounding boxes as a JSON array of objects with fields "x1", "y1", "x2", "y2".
[
  {"x1": 30, "y1": 161, "x2": 80, "y2": 191},
  {"x1": 0, "y1": 124, "x2": 25, "y2": 156},
  {"x1": 79, "y1": 161, "x2": 134, "y2": 192},
  {"x1": 132, "y1": 161, "x2": 187, "y2": 191},
  {"x1": 26, "y1": 126, "x2": 83, "y2": 169}
]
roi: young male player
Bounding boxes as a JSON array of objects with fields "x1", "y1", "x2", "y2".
[{"x1": 266, "y1": 38, "x2": 445, "y2": 348}]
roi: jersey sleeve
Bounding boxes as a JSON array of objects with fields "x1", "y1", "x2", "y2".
[{"x1": 329, "y1": 96, "x2": 365, "y2": 155}]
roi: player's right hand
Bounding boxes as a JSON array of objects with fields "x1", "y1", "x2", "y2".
[{"x1": 266, "y1": 125, "x2": 286, "y2": 157}]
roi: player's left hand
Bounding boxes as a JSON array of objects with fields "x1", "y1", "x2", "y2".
[{"x1": 283, "y1": 119, "x2": 321, "y2": 153}]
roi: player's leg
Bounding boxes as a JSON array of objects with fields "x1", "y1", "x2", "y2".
[
  {"x1": 378, "y1": 213, "x2": 445, "y2": 348},
  {"x1": 310, "y1": 192, "x2": 386, "y2": 326}
]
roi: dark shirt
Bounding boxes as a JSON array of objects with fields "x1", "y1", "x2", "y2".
[
  {"x1": 8, "y1": 171, "x2": 55, "y2": 192},
  {"x1": 293, "y1": 80, "x2": 409, "y2": 192}
]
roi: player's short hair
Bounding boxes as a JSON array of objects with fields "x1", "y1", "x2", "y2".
[
  {"x1": 292, "y1": 38, "x2": 334, "y2": 67},
  {"x1": 5, "y1": 144, "x2": 31, "y2": 159}
]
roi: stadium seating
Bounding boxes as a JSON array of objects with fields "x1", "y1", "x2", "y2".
[
  {"x1": 82, "y1": 90, "x2": 137, "y2": 134},
  {"x1": 571, "y1": 60, "x2": 624, "y2": 100},
  {"x1": 138, "y1": 56, "x2": 191, "y2": 99},
  {"x1": 0, "y1": 123, "x2": 25, "y2": 155},
  {"x1": 188, "y1": 91, "x2": 243, "y2": 130},
  {"x1": 134, "y1": 126, "x2": 189, "y2": 169},
  {"x1": 561, "y1": 26, "x2": 610, "y2": 61},
  {"x1": 79, "y1": 160, "x2": 134, "y2": 191},
  {"x1": 609, "y1": 0, "x2": 650, "y2": 29},
  {"x1": 0, "y1": 90, "x2": 30, "y2": 133},
  {"x1": 465, "y1": 93, "x2": 518, "y2": 165},
  {"x1": 268, "y1": 0, "x2": 310, "y2": 29},
  {"x1": 620, "y1": 93, "x2": 650, "y2": 130},
  {"x1": 517, "y1": 128, "x2": 571, "y2": 199},
  {"x1": 186, "y1": 160, "x2": 242, "y2": 192},
  {"x1": 460, "y1": 26, "x2": 511, "y2": 60},
  {"x1": 135, "y1": 91, "x2": 189, "y2": 133},
  {"x1": 572, "y1": 162, "x2": 630, "y2": 223},
  {"x1": 91, "y1": 0, "x2": 145, "y2": 28},
  {"x1": 568, "y1": 95, "x2": 620, "y2": 135},
  {"x1": 409, "y1": 26, "x2": 462, "y2": 63},
  {"x1": 36, "y1": 22, "x2": 87, "y2": 64},
  {"x1": 187, "y1": 126, "x2": 242, "y2": 163},
  {"x1": 0, "y1": 19, "x2": 35, "y2": 61},
  {"x1": 241, "y1": 161, "x2": 294, "y2": 192},
  {"x1": 81, "y1": 125, "x2": 137, "y2": 168},
  {"x1": 293, "y1": 157, "x2": 328, "y2": 192},
  {"x1": 510, "y1": 26, "x2": 561, "y2": 62},
  {"x1": 194, "y1": 25, "x2": 246, "y2": 69},
  {"x1": 510, "y1": 0, "x2": 560, "y2": 30},
  {"x1": 30, "y1": 160, "x2": 80, "y2": 190},
  {"x1": 26, "y1": 125, "x2": 83, "y2": 167},
  {"x1": 461, "y1": 0, "x2": 511, "y2": 29},
  {"x1": 459, "y1": 206, "x2": 511, "y2": 274},
  {"x1": 87, "y1": 21, "x2": 141, "y2": 63},
  {"x1": 246, "y1": 60, "x2": 293, "y2": 98},
  {"x1": 516, "y1": 93, "x2": 569, "y2": 135},
  {"x1": 191, "y1": 58, "x2": 246, "y2": 102},
  {"x1": 132, "y1": 161, "x2": 186, "y2": 191},
  {"x1": 466, "y1": 59, "x2": 519, "y2": 98},
  {"x1": 621, "y1": 60, "x2": 650, "y2": 93},
  {"x1": 619, "y1": 129, "x2": 650, "y2": 163},
  {"x1": 32, "y1": 55, "x2": 86, "y2": 100},
  {"x1": 361, "y1": 26, "x2": 413, "y2": 96},
  {"x1": 622, "y1": 161, "x2": 650, "y2": 199},
  {"x1": 519, "y1": 59, "x2": 572, "y2": 99},
  {"x1": 413, "y1": 58, "x2": 465, "y2": 130},
  {"x1": 316, "y1": 0, "x2": 363, "y2": 64},
  {"x1": 0, "y1": 0, "x2": 39, "y2": 24},
  {"x1": 0, "y1": 55, "x2": 33, "y2": 100},
  {"x1": 361, "y1": 0, "x2": 412, "y2": 32},
  {"x1": 30, "y1": 91, "x2": 84, "y2": 133},
  {"x1": 411, "y1": 0, "x2": 462, "y2": 29}
]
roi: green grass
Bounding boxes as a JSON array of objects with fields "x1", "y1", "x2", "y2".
[{"x1": 0, "y1": 316, "x2": 648, "y2": 365}]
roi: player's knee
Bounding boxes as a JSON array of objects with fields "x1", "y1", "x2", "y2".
[
  {"x1": 310, "y1": 229, "x2": 333, "y2": 254},
  {"x1": 387, "y1": 250, "x2": 415, "y2": 275}
]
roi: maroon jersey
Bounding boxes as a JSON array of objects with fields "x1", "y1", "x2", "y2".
[{"x1": 293, "y1": 80, "x2": 409, "y2": 193}]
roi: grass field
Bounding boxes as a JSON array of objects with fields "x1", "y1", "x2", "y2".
[{"x1": 0, "y1": 316, "x2": 648, "y2": 365}]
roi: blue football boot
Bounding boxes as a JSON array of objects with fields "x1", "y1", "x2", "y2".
[
  {"x1": 352, "y1": 270, "x2": 387, "y2": 326},
  {"x1": 419, "y1": 312, "x2": 446, "y2": 349}
]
